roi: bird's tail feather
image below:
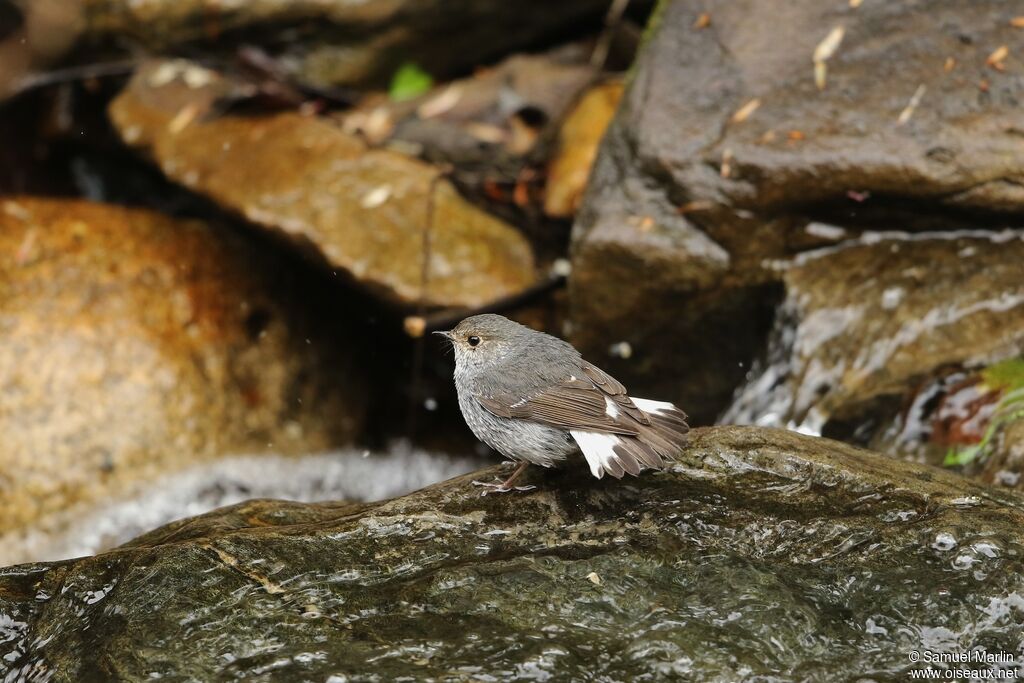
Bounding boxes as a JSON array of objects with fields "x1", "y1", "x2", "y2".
[{"x1": 571, "y1": 398, "x2": 689, "y2": 479}]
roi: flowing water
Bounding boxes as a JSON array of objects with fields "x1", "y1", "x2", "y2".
[{"x1": 0, "y1": 445, "x2": 482, "y2": 566}]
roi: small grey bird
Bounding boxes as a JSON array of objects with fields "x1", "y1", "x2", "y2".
[{"x1": 436, "y1": 314, "x2": 689, "y2": 492}]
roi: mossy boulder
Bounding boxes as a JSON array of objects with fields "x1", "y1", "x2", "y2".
[{"x1": 1, "y1": 427, "x2": 1022, "y2": 681}]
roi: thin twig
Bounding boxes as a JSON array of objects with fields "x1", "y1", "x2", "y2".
[
  {"x1": 16, "y1": 59, "x2": 138, "y2": 92},
  {"x1": 591, "y1": 0, "x2": 631, "y2": 69},
  {"x1": 405, "y1": 165, "x2": 452, "y2": 438}
]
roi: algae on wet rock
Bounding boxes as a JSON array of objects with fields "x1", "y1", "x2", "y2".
[
  {"x1": 109, "y1": 60, "x2": 537, "y2": 308},
  {"x1": 1, "y1": 427, "x2": 1022, "y2": 681},
  {"x1": 725, "y1": 232, "x2": 1024, "y2": 435}
]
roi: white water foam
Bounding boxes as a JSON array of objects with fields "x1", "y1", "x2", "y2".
[{"x1": 2, "y1": 444, "x2": 482, "y2": 566}]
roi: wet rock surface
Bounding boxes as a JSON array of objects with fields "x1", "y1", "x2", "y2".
[
  {"x1": 77, "y1": 0, "x2": 611, "y2": 88},
  {"x1": 109, "y1": 60, "x2": 537, "y2": 308},
  {"x1": 0, "y1": 197, "x2": 365, "y2": 550},
  {"x1": 1, "y1": 426, "x2": 1022, "y2": 681},
  {"x1": 725, "y1": 231, "x2": 1024, "y2": 434},
  {"x1": 570, "y1": 0, "x2": 1024, "y2": 423}
]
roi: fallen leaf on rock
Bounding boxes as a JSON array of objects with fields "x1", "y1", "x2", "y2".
[
  {"x1": 814, "y1": 61, "x2": 828, "y2": 90},
  {"x1": 693, "y1": 13, "x2": 711, "y2": 29},
  {"x1": 586, "y1": 572, "x2": 602, "y2": 585},
  {"x1": 416, "y1": 84, "x2": 463, "y2": 119},
  {"x1": 168, "y1": 103, "x2": 200, "y2": 134},
  {"x1": 720, "y1": 148, "x2": 734, "y2": 178},
  {"x1": 897, "y1": 84, "x2": 926, "y2": 125},
  {"x1": 813, "y1": 26, "x2": 845, "y2": 63},
  {"x1": 944, "y1": 57, "x2": 956, "y2": 72},
  {"x1": 986, "y1": 45, "x2": 1009, "y2": 71},
  {"x1": 1012, "y1": 17, "x2": 1024, "y2": 28},
  {"x1": 360, "y1": 185, "x2": 392, "y2": 209},
  {"x1": 730, "y1": 98, "x2": 761, "y2": 124},
  {"x1": 677, "y1": 200, "x2": 714, "y2": 214},
  {"x1": 465, "y1": 122, "x2": 506, "y2": 144},
  {"x1": 813, "y1": 26, "x2": 845, "y2": 89}
]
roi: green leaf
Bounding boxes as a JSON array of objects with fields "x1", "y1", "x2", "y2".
[
  {"x1": 389, "y1": 63, "x2": 433, "y2": 102},
  {"x1": 944, "y1": 444, "x2": 980, "y2": 467},
  {"x1": 980, "y1": 358, "x2": 1024, "y2": 391}
]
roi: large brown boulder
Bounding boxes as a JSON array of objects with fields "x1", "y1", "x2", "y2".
[
  {"x1": 570, "y1": 0, "x2": 1024, "y2": 423},
  {"x1": 109, "y1": 60, "x2": 537, "y2": 308},
  {"x1": 0, "y1": 197, "x2": 365, "y2": 557}
]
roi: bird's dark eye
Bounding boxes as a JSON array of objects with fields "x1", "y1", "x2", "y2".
[{"x1": 467, "y1": 335, "x2": 481, "y2": 347}]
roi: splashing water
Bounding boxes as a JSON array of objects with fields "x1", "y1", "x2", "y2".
[{"x1": 2, "y1": 445, "x2": 482, "y2": 565}]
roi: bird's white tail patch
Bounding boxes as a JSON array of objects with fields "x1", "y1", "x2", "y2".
[
  {"x1": 570, "y1": 430, "x2": 622, "y2": 479},
  {"x1": 631, "y1": 397, "x2": 675, "y2": 414}
]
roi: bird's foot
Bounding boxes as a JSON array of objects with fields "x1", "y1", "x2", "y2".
[{"x1": 471, "y1": 479, "x2": 536, "y2": 496}]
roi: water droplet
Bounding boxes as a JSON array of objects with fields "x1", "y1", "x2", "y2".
[{"x1": 932, "y1": 532, "x2": 957, "y2": 551}]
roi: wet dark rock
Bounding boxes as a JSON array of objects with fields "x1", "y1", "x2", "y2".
[
  {"x1": 0, "y1": 197, "x2": 365, "y2": 553},
  {"x1": 1, "y1": 426, "x2": 1022, "y2": 681},
  {"x1": 80, "y1": 0, "x2": 611, "y2": 88},
  {"x1": 109, "y1": 60, "x2": 537, "y2": 309},
  {"x1": 725, "y1": 232, "x2": 1024, "y2": 437},
  {"x1": 571, "y1": 0, "x2": 1024, "y2": 423}
]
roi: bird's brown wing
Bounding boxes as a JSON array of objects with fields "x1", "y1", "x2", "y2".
[{"x1": 473, "y1": 361, "x2": 648, "y2": 435}]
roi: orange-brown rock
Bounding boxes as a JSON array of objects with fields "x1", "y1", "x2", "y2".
[
  {"x1": 109, "y1": 60, "x2": 537, "y2": 308},
  {"x1": 0, "y1": 197, "x2": 364, "y2": 547}
]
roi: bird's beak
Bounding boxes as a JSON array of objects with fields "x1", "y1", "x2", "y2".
[{"x1": 432, "y1": 330, "x2": 454, "y2": 340}]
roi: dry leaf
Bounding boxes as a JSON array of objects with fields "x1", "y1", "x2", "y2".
[
  {"x1": 720, "y1": 148, "x2": 734, "y2": 178},
  {"x1": 814, "y1": 26, "x2": 845, "y2": 63},
  {"x1": 416, "y1": 84, "x2": 463, "y2": 119},
  {"x1": 943, "y1": 57, "x2": 956, "y2": 72},
  {"x1": 677, "y1": 200, "x2": 714, "y2": 214},
  {"x1": 849, "y1": 0, "x2": 863, "y2": 7},
  {"x1": 693, "y1": 13, "x2": 711, "y2": 29},
  {"x1": 986, "y1": 45, "x2": 1009, "y2": 71},
  {"x1": 814, "y1": 61, "x2": 828, "y2": 90},
  {"x1": 730, "y1": 98, "x2": 761, "y2": 124},
  {"x1": 168, "y1": 103, "x2": 200, "y2": 134},
  {"x1": 465, "y1": 122, "x2": 506, "y2": 144},
  {"x1": 586, "y1": 572, "x2": 602, "y2": 586},
  {"x1": 360, "y1": 185, "x2": 392, "y2": 209},
  {"x1": 787, "y1": 130, "x2": 806, "y2": 141},
  {"x1": 896, "y1": 84, "x2": 926, "y2": 125},
  {"x1": 760, "y1": 129, "x2": 777, "y2": 143},
  {"x1": 1011, "y1": 16, "x2": 1024, "y2": 28},
  {"x1": 482, "y1": 180, "x2": 506, "y2": 202},
  {"x1": 513, "y1": 179, "x2": 530, "y2": 208}
]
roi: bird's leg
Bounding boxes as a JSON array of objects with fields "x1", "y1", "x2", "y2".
[{"x1": 471, "y1": 461, "x2": 535, "y2": 495}]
